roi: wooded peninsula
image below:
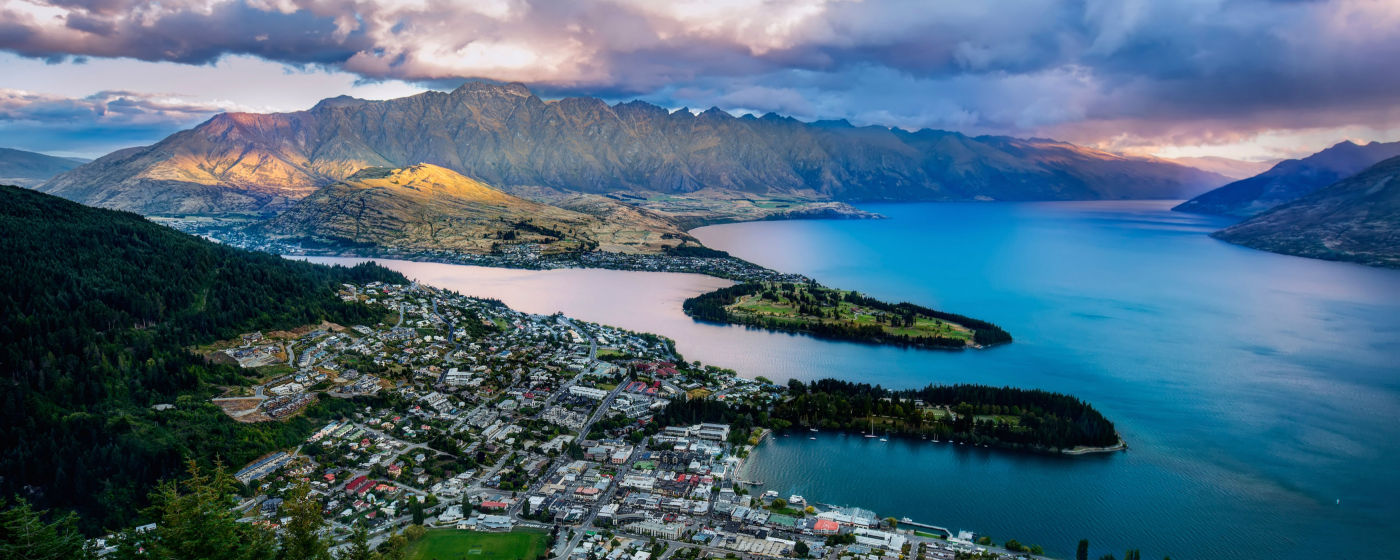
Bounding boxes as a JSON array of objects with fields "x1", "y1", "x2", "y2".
[
  {"x1": 657, "y1": 378, "x2": 1122, "y2": 453},
  {"x1": 683, "y1": 281, "x2": 1012, "y2": 349}
]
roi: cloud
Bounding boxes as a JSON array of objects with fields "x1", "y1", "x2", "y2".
[
  {"x1": 0, "y1": 0, "x2": 1398, "y2": 155},
  {"x1": 0, "y1": 89, "x2": 232, "y2": 154}
]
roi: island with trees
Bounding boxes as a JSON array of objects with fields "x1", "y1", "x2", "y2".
[
  {"x1": 657, "y1": 378, "x2": 1122, "y2": 454},
  {"x1": 682, "y1": 281, "x2": 1012, "y2": 349}
]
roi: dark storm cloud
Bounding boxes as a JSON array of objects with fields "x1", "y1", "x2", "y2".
[
  {"x1": 1, "y1": 0, "x2": 368, "y2": 65},
  {"x1": 0, "y1": 0, "x2": 1397, "y2": 149}
]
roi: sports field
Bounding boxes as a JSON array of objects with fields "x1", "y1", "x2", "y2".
[{"x1": 405, "y1": 528, "x2": 549, "y2": 560}]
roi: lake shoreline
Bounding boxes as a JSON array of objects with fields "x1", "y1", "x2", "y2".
[
  {"x1": 767, "y1": 427, "x2": 1127, "y2": 457},
  {"x1": 1060, "y1": 438, "x2": 1129, "y2": 455}
]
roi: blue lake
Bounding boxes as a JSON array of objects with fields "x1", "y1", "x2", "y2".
[
  {"x1": 693, "y1": 201, "x2": 1400, "y2": 560},
  {"x1": 307, "y1": 200, "x2": 1400, "y2": 560}
]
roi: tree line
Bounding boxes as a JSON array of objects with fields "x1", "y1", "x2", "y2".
[
  {"x1": 0, "y1": 462, "x2": 423, "y2": 560},
  {"x1": 780, "y1": 379, "x2": 1120, "y2": 449},
  {"x1": 655, "y1": 377, "x2": 1119, "y2": 451}
]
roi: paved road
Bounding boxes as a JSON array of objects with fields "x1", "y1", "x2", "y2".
[
  {"x1": 578, "y1": 377, "x2": 631, "y2": 439},
  {"x1": 560, "y1": 317, "x2": 597, "y2": 359},
  {"x1": 549, "y1": 434, "x2": 648, "y2": 560}
]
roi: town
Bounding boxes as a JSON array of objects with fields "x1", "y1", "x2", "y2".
[{"x1": 130, "y1": 280, "x2": 1049, "y2": 560}]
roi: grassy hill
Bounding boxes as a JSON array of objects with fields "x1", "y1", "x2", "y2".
[
  {"x1": 254, "y1": 163, "x2": 693, "y2": 255},
  {"x1": 0, "y1": 184, "x2": 405, "y2": 533}
]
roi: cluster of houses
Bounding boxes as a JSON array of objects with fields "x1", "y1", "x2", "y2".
[
  {"x1": 261, "y1": 393, "x2": 316, "y2": 418},
  {"x1": 205, "y1": 282, "x2": 1013, "y2": 560},
  {"x1": 223, "y1": 343, "x2": 281, "y2": 368}
]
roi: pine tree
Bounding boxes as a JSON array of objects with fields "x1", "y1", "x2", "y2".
[
  {"x1": 279, "y1": 483, "x2": 332, "y2": 560},
  {"x1": 128, "y1": 462, "x2": 277, "y2": 560},
  {"x1": 0, "y1": 499, "x2": 93, "y2": 560},
  {"x1": 337, "y1": 523, "x2": 377, "y2": 560},
  {"x1": 1077, "y1": 539, "x2": 1090, "y2": 560}
]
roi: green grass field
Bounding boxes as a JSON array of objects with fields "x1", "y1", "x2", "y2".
[
  {"x1": 728, "y1": 286, "x2": 973, "y2": 342},
  {"x1": 405, "y1": 529, "x2": 549, "y2": 560},
  {"x1": 595, "y1": 348, "x2": 625, "y2": 359}
]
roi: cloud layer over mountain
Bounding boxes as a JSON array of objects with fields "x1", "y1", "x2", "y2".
[{"x1": 2, "y1": 0, "x2": 1398, "y2": 156}]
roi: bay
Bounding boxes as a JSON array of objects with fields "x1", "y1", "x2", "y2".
[{"x1": 304, "y1": 200, "x2": 1400, "y2": 559}]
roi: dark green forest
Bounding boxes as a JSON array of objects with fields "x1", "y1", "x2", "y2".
[
  {"x1": 682, "y1": 282, "x2": 1012, "y2": 348},
  {"x1": 0, "y1": 185, "x2": 406, "y2": 534},
  {"x1": 657, "y1": 378, "x2": 1119, "y2": 451}
]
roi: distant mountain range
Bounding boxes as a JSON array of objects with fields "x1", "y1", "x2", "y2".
[
  {"x1": 1164, "y1": 156, "x2": 1279, "y2": 181},
  {"x1": 38, "y1": 82, "x2": 1226, "y2": 218},
  {"x1": 1174, "y1": 140, "x2": 1400, "y2": 217},
  {"x1": 0, "y1": 147, "x2": 87, "y2": 188},
  {"x1": 1214, "y1": 155, "x2": 1400, "y2": 268},
  {"x1": 255, "y1": 164, "x2": 692, "y2": 255}
]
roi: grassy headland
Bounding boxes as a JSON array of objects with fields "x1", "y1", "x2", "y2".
[{"x1": 683, "y1": 281, "x2": 1012, "y2": 349}]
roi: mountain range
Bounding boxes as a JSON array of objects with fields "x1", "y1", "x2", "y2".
[
  {"x1": 1174, "y1": 140, "x2": 1400, "y2": 217},
  {"x1": 1164, "y1": 156, "x2": 1279, "y2": 181},
  {"x1": 38, "y1": 82, "x2": 1226, "y2": 218},
  {"x1": 0, "y1": 147, "x2": 87, "y2": 188},
  {"x1": 1213, "y1": 155, "x2": 1400, "y2": 268}
]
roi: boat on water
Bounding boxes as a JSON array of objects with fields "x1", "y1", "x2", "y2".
[
  {"x1": 864, "y1": 416, "x2": 878, "y2": 438},
  {"x1": 809, "y1": 436, "x2": 817, "y2": 440},
  {"x1": 809, "y1": 428, "x2": 818, "y2": 432}
]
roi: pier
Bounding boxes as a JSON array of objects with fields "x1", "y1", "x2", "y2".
[{"x1": 899, "y1": 517, "x2": 951, "y2": 537}]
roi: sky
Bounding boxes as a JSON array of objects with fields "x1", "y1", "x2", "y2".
[{"x1": 1, "y1": 0, "x2": 1398, "y2": 160}]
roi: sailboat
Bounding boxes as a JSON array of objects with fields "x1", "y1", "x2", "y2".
[{"x1": 864, "y1": 416, "x2": 878, "y2": 438}]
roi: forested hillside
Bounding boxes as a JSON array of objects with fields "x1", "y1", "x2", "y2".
[
  {"x1": 656, "y1": 378, "x2": 1119, "y2": 451},
  {"x1": 0, "y1": 184, "x2": 405, "y2": 533}
]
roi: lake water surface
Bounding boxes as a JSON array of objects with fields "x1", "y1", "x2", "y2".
[{"x1": 305, "y1": 201, "x2": 1400, "y2": 560}]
